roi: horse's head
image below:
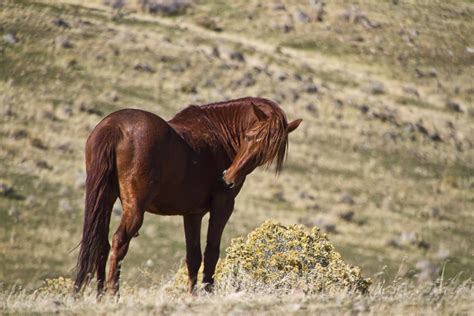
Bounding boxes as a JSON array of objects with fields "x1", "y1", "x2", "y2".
[{"x1": 222, "y1": 103, "x2": 302, "y2": 188}]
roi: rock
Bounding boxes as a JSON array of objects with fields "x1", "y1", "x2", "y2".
[
  {"x1": 55, "y1": 36, "x2": 73, "y2": 49},
  {"x1": 402, "y1": 85, "x2": 420, "y2": 98},
  {"x1": 79, "y1": 102, "x2": 103, "y2": 116},
  {"x1": 369, "y1": 81, "x2": 385, "y2": 95},
  {"x1": 211, "y1": 46, "x2": 220, "y2": 58},
  {"x1": 340, "y1": 192, "x2": 355, "y2": 205},
  {"x1": 415, "y1": 120, "x2": 429, "y2": 136},
  {"x1": 305, "y1": 83, "x2": 319, "y2": 94},
  {"x1": 275, "y1": 71, "x2": 288, "y2": 81},
  {"x1": 446, "y1": 101, "x2": 463, "y2": 113},
  {"x1": 339, "y1": 210, "x2": 355, "y2": 222},
  {"x1": 12, "y1": 129, "x2": 28, "y2": 140},
  {"x1": 52, "y1": 17, "x2": 70, "y2": 28},
  {"x1": 299, "y1": 191, "x2": 315, "y2": 200},
  {"x1": 31, "y1": 138, "x2": 48, "y2": 150},
  {"x1": 339, "y1": 6, "x2": 381, "y2": 29},
  {"x1": 3, "y1": 33, "x2": 18, "y2": 44},
  {"x1": 359, "y1": 104, "x2": 370, "y2": 114},
  {"x1": 334, "y1": 99, "x2": 344, "y2": 109},
  {"x1": 0, "y1": 181, "x2": 15, "y2": 198},
  {"x1": 229, "y1": 51, "x2": 245, "y2": 63},
  {"x1": 180, "y1": 82, "x2": 197, "y2": 94},
  {"x1": 103, "y1": 0, "x2": 125, "y2": 10},
  {"x1": 415, "y1": 67, "x2": 437, "y2": 78},
  {"x1": 386, "y1": 238, "x2": 401, "y2": 249},
  {"x1": 59, "y1": 198, "x2": 73, "y2": 213},
  {"x1": 429, "y1": 132, "x2": 442, "y2": 142},
  {"x1": 295, "y1": 10, "x2": 310, "y2": 23},
  {"x1": 134, "y1": 63, "x2": 155, "y2": 73},
  {"x1": 36, "y1": 160, "x2": 53, "y2": 170},
  {"x1": 305, "y1": 103, "x2": 318, "y2": 114},
  {"x1": 144, "y1": 0, "x2": 191, "y2": 16},
  {"x1": 417, "y1": 240, "x2": 430, "y2": 250},
  {"x1": 235, "y1": 72, "x2": 255, "y2": 87},
  {"x1": 195, "y1": 16, "x2": 222, "y2": 32}
]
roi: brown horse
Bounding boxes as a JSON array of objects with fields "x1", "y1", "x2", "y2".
[{"x1": 73, "y1": 97, "x2": 302, "y2": 296}]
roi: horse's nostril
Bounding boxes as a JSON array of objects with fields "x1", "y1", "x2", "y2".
[{"x1": 222, "y1": 170, "x2": 227, "y2": 177}]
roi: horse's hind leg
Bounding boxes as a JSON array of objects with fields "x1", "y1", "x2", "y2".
[{"x1": 107, "y1": 200, "x2": 144, "y2": 296}]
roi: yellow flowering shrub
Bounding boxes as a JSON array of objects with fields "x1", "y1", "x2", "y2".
[
  {"x1": 34, "y1": 277, "x2": 74, "y2": 297},
  {"x1": 172, "y1": 221, "x2": 370, "y2": 294}
]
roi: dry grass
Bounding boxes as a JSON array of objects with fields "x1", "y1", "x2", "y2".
[
  {"x1": 0, "y1": 0, "x2": 473, "y2": 313},
  {"x1": 2, "y1": 277, "x2": 473, "y2": 315}
]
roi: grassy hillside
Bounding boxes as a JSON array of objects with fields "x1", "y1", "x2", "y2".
[{"x1": 1, "y1": 0, "x2": 473, "y2": 313}]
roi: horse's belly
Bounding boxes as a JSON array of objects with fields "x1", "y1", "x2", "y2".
[{"x1": 146, "y1": 187, "x2": 211, "y2": 216}]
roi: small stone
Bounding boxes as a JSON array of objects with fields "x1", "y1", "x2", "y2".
[
  {"x1": 229, "y1": 51, "x2": 245, "y2": 63},
  {"x1": 340, "y1": 192, "x2": 355, "y2": 205},
  {"x1": 417, "y1": 240, "x2": 430, "y2": 250},
  {"x1": 0, "y1": 181, "x2": 15, "y2": 198},
  {"x1": 430, "y1": 132, "x2": 442, "y2": 142},
  {"x1": 145, "y1": 259, "x2": 154, "y2": 267},
  {"x1": 415, "y1": 120, "x2": 429, "y2": 136},
  {"x1": 446, "y1": 101, "x2": 463, "y2": 113},
  {"x1": 305, "y1": 83, "x2": 319, "y2": 94},
  {"x1": 305, "y1": 103, "x2": 318, "y2": 114},
  {"x1": 402, "y1": 85, "x2": 420, "y2": 98},
  {"x1": 31, "y1": 138, "x2": 48, "y2": 150},
  {"x1": 3, "y1": 33, "x2": 18, "y2": 44},
  {"x1": 275, "y1": 71, "x2": 288, "y2": 81},
  {"x1": 359, "y1": 104, "x2": 370, "y2": 114},
  {"x1": 369, "y1": 81, "x2": 385, "y2": 95},
  {"x1": 55, "y1": 36, "x2": 73, "y2": 49},
  {"x1": 36, "y1": 160, "x2": 53, "y2": 170},
  {"x1": 134, "y1": 63, "x2": 155, "y2": 73},
  {"x1": 12, "y1": 129, "x2": 28, "y2": 140},
  {"x1": 339, "y1": 210, "x2": 354, "y2": 222},
  {"x1": 52, "y1": 17, "x2": 70, "y2": 28},
  {"x1": 295, "y1": 10, "x2": 310, "y2": 23}
]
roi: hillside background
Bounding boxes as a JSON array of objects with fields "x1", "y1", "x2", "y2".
[{"x1": 0, "y1": 0, "x2": 473, "y2": 312}]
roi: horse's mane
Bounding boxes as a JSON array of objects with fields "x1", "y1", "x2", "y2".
[{"x1": 169, "y1": 97, "x2": 289, "y2": 173}]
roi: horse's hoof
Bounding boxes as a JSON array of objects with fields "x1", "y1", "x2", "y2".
[{"x1": 203, "y1": 283, "x2": 214, "y2": 293}]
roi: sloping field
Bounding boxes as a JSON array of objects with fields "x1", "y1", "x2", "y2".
[{"x1": 1, "y1": 0, "x2": 473, "y2": 313}]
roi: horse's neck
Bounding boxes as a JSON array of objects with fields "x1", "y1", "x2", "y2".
[{"x1": 169, "y1": 106, "x2": 246, "y2": 159}]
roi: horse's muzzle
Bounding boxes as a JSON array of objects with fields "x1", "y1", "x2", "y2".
[{"x1": 222, "y1": 170, "x2": 235, "y2": 188}]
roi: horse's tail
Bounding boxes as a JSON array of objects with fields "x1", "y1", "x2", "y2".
[{"x1": 74, "y1": 128, "x2": 119, "y2": 293}]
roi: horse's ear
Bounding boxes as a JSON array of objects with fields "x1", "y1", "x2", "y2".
[
  {"x1": 251, "y1": 103, "x2": 268, "y2": 121},
  {"x1": 287, "y1": 119, "x2": 302, "y2": 133}
]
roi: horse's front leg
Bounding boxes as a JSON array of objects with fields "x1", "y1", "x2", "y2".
[
  {"x1": 202, "y1": 194, "x2": 234, "y2": 291},
  {"x1": 183, "y1": 213, "x2": 203, "y2": 293}
]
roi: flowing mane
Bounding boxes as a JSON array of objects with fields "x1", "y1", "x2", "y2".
[{"x1": 169, "y1": 97, "x2": 289, "y2": 173}]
